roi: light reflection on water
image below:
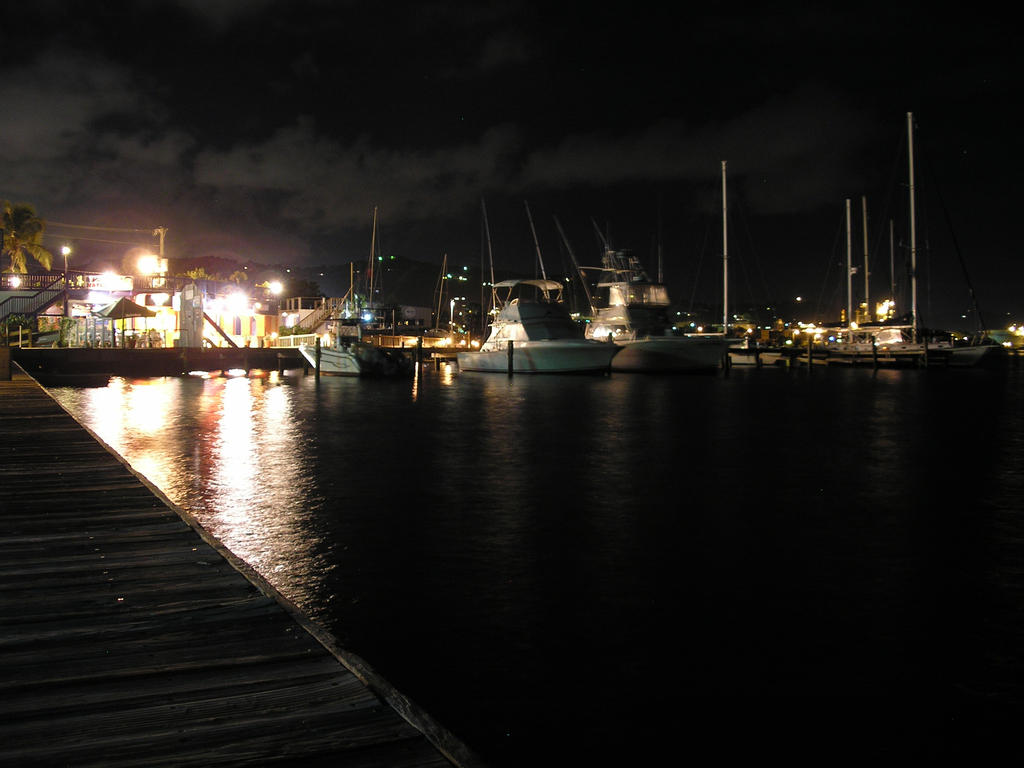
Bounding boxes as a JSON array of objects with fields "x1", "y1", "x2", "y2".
[
  {"x1": 51, "y1": 374, "x2": 331, "y2": 608},
  {"x1": 46, "y1": 364, "x2": 1024, "y2": 767}
]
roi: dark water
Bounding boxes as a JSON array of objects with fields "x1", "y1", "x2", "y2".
[{"x1": 48, "y1": 362, "x2": 1023, "y2": 765}]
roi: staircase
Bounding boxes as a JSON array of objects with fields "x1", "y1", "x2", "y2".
[
  {"x1": 299, "y1": 296, "x2": 351, "y2": 334},
  {"x1": 0, "y1": 276, "x2": 66, "y2": 324}
]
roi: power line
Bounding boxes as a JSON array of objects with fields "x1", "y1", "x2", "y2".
[
  {"x1": 47, "y1": 221, "x2": 158, "y2": 234},
  {"x1": 42, "y1": 233, "x2": 155, "y2": 247}
]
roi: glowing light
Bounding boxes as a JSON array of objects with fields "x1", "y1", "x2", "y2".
[
  {"x1": 226, "y1": 292, "x2": 249, "y2": 315},
  {"x1": 138, "y1": 254, "x2": 158, "y2": 274},
  {"x1": 269, "y1": 281, "x2": 283, "y2": 295},
  {"x1": 10, "y1": 276, "x2": 21, "y2": 288},
  {"x1": 151, "y1": 293, "x2": 169, "y2": 306}
]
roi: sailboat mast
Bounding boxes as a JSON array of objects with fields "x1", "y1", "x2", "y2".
[
  {"x1": 481, "y1": 198, "x2": 497, "y2": 323},
  {"x1": 889, "y1": 219, "x2": 895, "y2": 306},
  {"x1": 862, "y1": 196, "x2": 869, "y2": 320},
  {"x1": 721, "y1": 160, "x2": 728, "y2": 334},
  {"x1": 846, "y1": 198, "x2": 853, "y2": 327},
  {"x1": 434, "y1": 253, "x2": 447, "y2": 331},
  {"x1": 907, "y1": 111, "x2": 918, "y2": 341},
  {"x1": 367, "y1": 206, "x2": 378, "y2": 307},
  {"x1": 524, "y1": 200, "x2": 548, "y2": 280}
]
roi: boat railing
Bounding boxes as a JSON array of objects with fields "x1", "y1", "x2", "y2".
[{"x1": 270, "y1": 333, "x2": 320, "y2": 348}]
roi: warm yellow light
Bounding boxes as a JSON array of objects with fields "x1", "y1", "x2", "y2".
[
  {"x1": 138, "y1": 254, "x2": 159, "y2": 275},
  {"x1": 151, "y1": 293, "x2": 169, "y2": 306},
  {"x1": 269, "y1": 281, "x2": 283, "y2": 295},
  {"x1": 226, "y1": 292, "x2": 248, "y2": 315}
]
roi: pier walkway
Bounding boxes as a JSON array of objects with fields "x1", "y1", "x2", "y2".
[{"x1": 0, "y1": 364, "x2": 481, "y2": 767}]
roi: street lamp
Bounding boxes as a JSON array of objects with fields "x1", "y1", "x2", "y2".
[{"x1": 61, "y1": 246, "x2": 72, "y2": 317}]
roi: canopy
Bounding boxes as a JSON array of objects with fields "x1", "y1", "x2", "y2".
[{"x1": 93, "y1": 297, "x2": 156, "y2": 320}]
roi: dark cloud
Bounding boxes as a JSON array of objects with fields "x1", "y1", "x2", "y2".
[{"x1": 1, "y1": 0, "x2": 1018, "y2": 326}]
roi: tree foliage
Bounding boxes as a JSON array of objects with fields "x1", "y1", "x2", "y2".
[{"x1": 2, "y1": 201, "x2": 52, "y2": 273}]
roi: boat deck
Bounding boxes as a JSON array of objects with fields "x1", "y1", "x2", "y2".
[{"x1": 0, "y1": 364, "x2": 480, "y2": 767}]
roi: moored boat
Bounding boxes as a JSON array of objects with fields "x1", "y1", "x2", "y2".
[
  {"x1": 298, "y1": 334, "x2": 413, "y2": 377},
  {"x1": 456, "y1": 279, "x2": 619, "y2": 374}
]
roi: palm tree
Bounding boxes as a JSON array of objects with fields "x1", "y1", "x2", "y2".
[{"x1": 2, "y1": 201, "x2": 52, "y2": 273}]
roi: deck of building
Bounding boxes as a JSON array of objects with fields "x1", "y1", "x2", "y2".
[{"x1": 0, "y1": 363, "x2": 482, "y2": 767}]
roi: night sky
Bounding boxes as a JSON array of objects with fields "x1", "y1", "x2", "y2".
[{"x1": 1, "y1": 1, "x2": 1017, "y2": 330}]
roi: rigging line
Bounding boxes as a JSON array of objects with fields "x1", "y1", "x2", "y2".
[
  {"x1": 733, "y1": 196, "x2": 773, "y2": 325},
  {"x1": 46, "y1": 221, "x2": 157, "y2": 233},
  {"x1": 687, "y1": 192, "x2": 713, "y2": 316},
  {"x1": 814, "y1": 204, "x2": 847, "y2": 320},
  {"x1": 917, "y1": 133, "x2": 986, "y2": 333},
  {"x1": 870, "y1": 128, "x2": 906, "y2": 279}
]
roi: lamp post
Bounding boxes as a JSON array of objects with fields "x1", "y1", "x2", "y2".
[{"x1": 61, "y1": 245, "x2": 71, "y2": 317}]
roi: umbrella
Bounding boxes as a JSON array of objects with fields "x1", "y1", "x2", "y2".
[
  {"x1": 93, "y1": 297, "x2": 157, "y2": 320},
  {"x1": 93, "y1": 298, "x2": 156, "y2": 348}
]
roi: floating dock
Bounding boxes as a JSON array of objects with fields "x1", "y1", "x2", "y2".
[{"x1": 0, "y1": 364, "x2": 482, "y2": 767}]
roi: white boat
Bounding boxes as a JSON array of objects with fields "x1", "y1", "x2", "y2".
[
  {"x1": 298, "y1": 333, "x2": 414, "y2": 377},
  {"x1": 565, "y1": 168, "x2": 737, "y2": 374},
  {"x1": 298, "y1": 335, "x2": 361, "y2": 375},
  {"x1": 581, "y1": 260, "x2": 734, "y2": 372},
  {"x1": 456, "y1": 279, "x2": 619, "y2": 374}
]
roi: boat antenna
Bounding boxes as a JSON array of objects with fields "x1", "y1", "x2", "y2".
[
  {"x1": 433, "y1": 253, "x2": 447, "y2": 331},
  {"x1": 481, "y1": 197, "x2": 497, "y2": 319},
  {"x1": 722, "y1": 160, "x2": 729, "y2": 334},
  {"x1": 657, "y1": 195, "x2": 664, "y2": 284},
  {"x1": 367, "y1": 206, "x2": 378, "y2": 309},
  {"x1": 554, "y1": 215, "x2": 595, "y2": 315},
  {"x1": 846, "y1": 198, "x2": 853, "y2": 328},
  {"x1": 590, "y1": 217, "x2": 610, "y2": 252},
  {"x1": 524, "y1": 200, "x2": 548, "y2": 280},
  {"x1": 862, "y1": 196, "x2": 870, "y2": 319},
  {"x1": 907, "y1": 111, "x2": 918, "y2": 342}
]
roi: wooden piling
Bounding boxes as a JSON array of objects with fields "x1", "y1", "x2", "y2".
[{"x1": 507, "y1": 340, "x2": 514, "y2": 376}]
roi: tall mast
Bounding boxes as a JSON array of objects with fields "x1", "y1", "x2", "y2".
[
  {"x1": 657, "y1": 196, "x2": 664, "y2": 284},
  {"x1": 861, "y1": 196, "x2": 869, "y2": 320},
  {"x1": 434, "y1": 253, "x2": 447, "y2": 331},
  {"x1": 846, "y1": 198, "x2": 853, "y2": 327},
  {"x1": 721, "y1": 160, "x2": 728, "y2": 334},
  {"x1": 481, "y1": 198, "x2": 497, "y2": 322},
  {"x1": 907, "y1": 111, "x2": 918, "y2": 341},
  {"x1": 889, "y1": 219, "x2": 895, "y2": 304},
  {"x1": 524, "y1": 200, "x2": 547, "y2": 280},
  {"x1": 367, "y1": 205, "x2": 378, "y2": 306}
]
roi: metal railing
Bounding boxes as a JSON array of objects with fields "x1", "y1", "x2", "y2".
[
  {"x1": 0, "y1": 275, "x2": 66, "y2": 324},
  {"x1": 269, "y1": 333, "x2": 319, "y2": 348}
]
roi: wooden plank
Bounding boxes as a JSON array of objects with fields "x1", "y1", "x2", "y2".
[{"x1": 0, "y1": 367, "x2": 483, "y2": 768}]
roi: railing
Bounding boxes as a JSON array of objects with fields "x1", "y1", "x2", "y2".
[
  {"x1": 295, "y1": 297, "x2": 352, "y2": 334},
  {"x1": 0, "y1": 275, "x2": 66, "y2": 323},
  {"x1": 269, "y1": 333, "x2": 319, "y2": 348}
]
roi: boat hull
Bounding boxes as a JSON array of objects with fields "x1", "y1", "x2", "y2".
[
  {"x1": 298, "y1": 344, "x2": 361, "y2": 376},
  {"x1": 610, "y1": 336, "x2": 731, "y2": 372},
  {"x1": 457, "y1": 340, "x2": 618, "y2": 373}
]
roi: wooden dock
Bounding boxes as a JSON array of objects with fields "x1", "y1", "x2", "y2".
[{"x1": 0, "y1": 364, "x2": 483, "y2": 767}]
